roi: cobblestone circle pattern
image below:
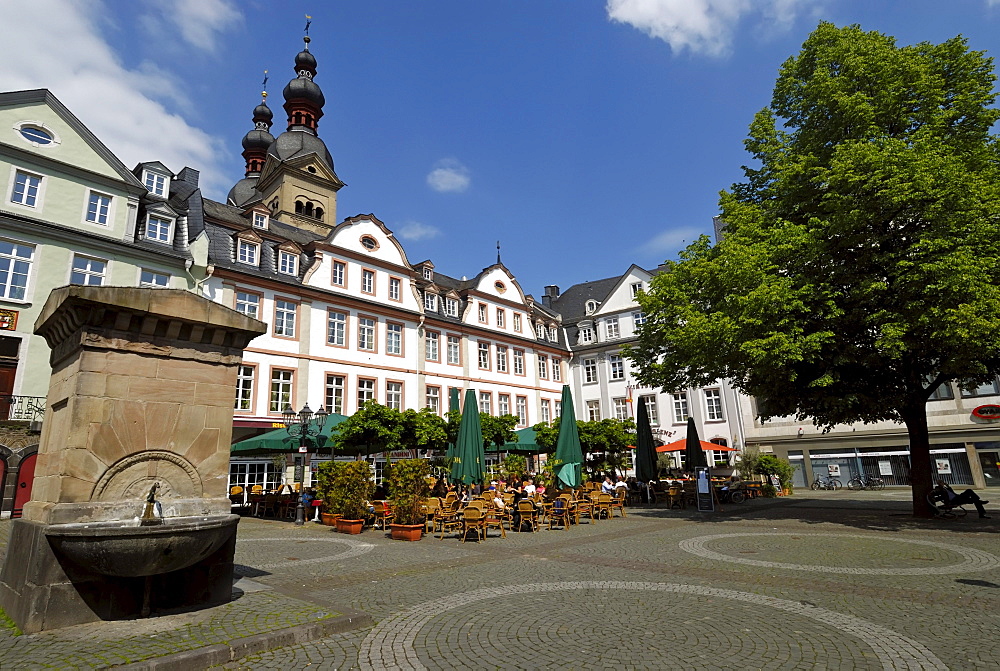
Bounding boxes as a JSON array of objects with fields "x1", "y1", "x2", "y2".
[
  {"x1": 678, "y1": 532, "x2": 1000, "y2": 575},
  {"x1": 357, "y1": 581, "x2": 946, "y2": 671},
  {"x1": 235, "y1": 536, "x2": 374, "y2": 569}
]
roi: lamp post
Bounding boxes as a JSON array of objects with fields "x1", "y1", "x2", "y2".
[{"x1": 282, "y1": 402, "x2": 329, "y2": 525}]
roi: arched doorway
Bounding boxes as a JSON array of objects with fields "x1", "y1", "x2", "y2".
[{"x1": 12, "y1": 452, "x2": 36, "y2": 519}]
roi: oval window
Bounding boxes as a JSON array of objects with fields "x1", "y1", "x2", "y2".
[
  {"x1": 360, "y1": 235, "x2": 378, "y2": 251},
  {"x1": 19, "y1": 126, "x2": 52, "y2": 145},
  {"x1": 494, "y1": 280, "x2": 506, "y2": 293}
]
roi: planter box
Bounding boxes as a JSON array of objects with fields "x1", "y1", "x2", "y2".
[
  {"x1": 320, "y1": 513, "x2": 341, "y2": 527},
  {"x1": 335, "y1": 518, "x2": 364, "y2": 534},
  {"x1": 389, "y1": 523, "x2": 423, "y2": 541}
]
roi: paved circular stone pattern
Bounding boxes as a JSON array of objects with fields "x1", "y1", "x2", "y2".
[
  {"x1": 678, "y1": 533, "x2": 1000, "y2": 575},
  {"x1": 235, "y1": 536, "x2": 374, "y2": 569},
  {"x1": 358, "y1": 581, "x2": 945, "y2": 671}
]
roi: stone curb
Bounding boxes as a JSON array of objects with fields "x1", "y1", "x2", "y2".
[{"x1": 109, "y1": 611, "x2": 373, "y2": 671}]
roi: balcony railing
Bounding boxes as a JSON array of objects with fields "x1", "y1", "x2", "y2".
[{"x1": 0, "y1": 395, "x2": 46, "y2": 423}]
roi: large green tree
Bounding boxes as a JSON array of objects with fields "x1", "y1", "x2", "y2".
[{"x1": 626, "y1": 23, "x2": 1000, "y2": 517}]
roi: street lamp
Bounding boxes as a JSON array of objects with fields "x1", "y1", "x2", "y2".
[{"x1": 282, "y1": 402, "x2": 329, "y2": 525}]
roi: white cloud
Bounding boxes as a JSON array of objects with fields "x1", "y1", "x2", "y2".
[
  {"x1": 141, "y1": 0, "x2": 242, "y2": 53},
  {"x1": 0, "y1": 0, "x2": 234, "y2": 197},
  {"x1": 641, "y1": 226, "x2": 706, "y2": 257},
  {"x1": 426, "y1": 158, "x2": 471, "y2": 193},
  {"x1": 397, "y1": 221, "x2": 443, "y2": 241},
  {"x1": 606, "y1": 0, "x2": 813, "y2": 57}
]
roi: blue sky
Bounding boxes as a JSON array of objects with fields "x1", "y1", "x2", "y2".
[{"x1": 3, "y1": 1, "x2": 1000, "y2": 295}]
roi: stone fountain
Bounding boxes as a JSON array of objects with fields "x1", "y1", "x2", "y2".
[{"x1": 0, "y1": 286, "x2": 265, "y2": 633}]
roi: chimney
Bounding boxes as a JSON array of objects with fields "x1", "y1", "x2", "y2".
[
  {"x1": 176, "y1": 167, "x2": 200, "y2": 187},
  {"x1": 542, "y1": 285, "x2": 560, "y2": 307}
]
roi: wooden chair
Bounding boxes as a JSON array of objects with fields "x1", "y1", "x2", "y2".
[
  {"x1": 372, "y1": 501, "x2": 394, "y2": 529},
  {"x1": 255, "y1": 493, "x2": 278, "y2": 517},
  {"x1": 250, "y1": 484, "x2": 264, "y2": 496},
  {"x1": 461, "y1": 507, "x2": 487, "y2": 542},
  {"x1": 484, "y1": 502, "x2": 508, "y2": 539},
  {"x1": 666, "y1": 486, "x2": 685, "y2": 509},
  {"x1": 515, "y1": 500, "x2": 539, "y2": 532},
  {"x1": 595, "y1": 493, "x2": 613, "y2": 520},
  {"x1": 421, "y1": 498, "x2": 441, "y2": 533},
  {"x1": 574, "y1": 495, "x2": 597, "y2": 524},
  {"x1": 611, "y1": 489, "x2": 627, "y2": 517},
  {"x1": 548, "y1": 497, "x2": 572, "y2": 529}
]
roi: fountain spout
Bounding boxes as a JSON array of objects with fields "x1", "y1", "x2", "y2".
[{"x1": 140, "y1": 483, "x2": 162, "y2": 526}]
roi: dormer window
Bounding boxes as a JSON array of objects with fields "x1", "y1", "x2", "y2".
[
  {"x1": 145, "y1": 215, "x2": 173, "y2": 243},
  {"x1": 253, "y1": 212, "x2": 269, "y2": 229},
  {"x1": 237, "y1": 239, "x2": 259, "y2": 265},
  {"x1": 579, "y1": 326, "x2": 594, "y2": 344},
  {"x1": 585, "y1": 299, "x2": 598, "y2": 315},
  {"x1": 548, "y1": 326, "x2": 558, "y2": 342},
  {"x1": 423, "y1": 266, "x2": 433, "y2": 280},
  {"x1": 424, "y1": 292, "x2": 438, "y2": 312},
  {"x1": 278, "y1": 250, "x2": 298, "y2": 276},
  {"x1": 445, "y1": 297, "x2": 458, "y2": 317},
  {"x1": 143, "y1": 170, "x2": 168, "y2": 197},
  {"x1": 535, "y1": 323, "x2": 545, "y2": 339}
]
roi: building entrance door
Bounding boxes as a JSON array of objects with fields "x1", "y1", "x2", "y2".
[
  {"x1": 0, "y1": 365, "x2": 15, "y2": 420},
  {"x1": 979, "y1": 451, "x2": 1000, "y2": 488},
  {"x1": 12, "y1": 452, "x2": 36, "y2": 518}
]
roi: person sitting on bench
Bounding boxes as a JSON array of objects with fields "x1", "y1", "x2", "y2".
[{"x1": 933, "y1": 480, "x2": 990, "y2": 519}]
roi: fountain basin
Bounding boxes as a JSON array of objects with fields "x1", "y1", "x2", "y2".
[{"x1": 45, "y1": 514, "x2": 239, "y2": 577}]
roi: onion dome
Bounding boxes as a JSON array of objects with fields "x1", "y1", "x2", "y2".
[
  {"x1": 282, "y1": 36, "x2": 325, "y2": 131},
  {"x1": 227, "y1": 178, "x2": 262, "y2": 208},
  {"x1": 240, "y1": 98, "x2": 274, "y2": 178}
]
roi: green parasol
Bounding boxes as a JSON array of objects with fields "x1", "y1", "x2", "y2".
[
  {"x1": 552, "y1": 385, "x2": 584, "y2": 487},
  {"x1": 634, "y1": 397, "x2": 658, "y2": 482},
  {"x1": 450, "y1": 389, "x2": 485, "y2": 484}
]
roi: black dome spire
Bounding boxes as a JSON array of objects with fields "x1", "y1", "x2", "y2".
[{"x1": 282, "y1": 35, "x2": 325, "y2": 131}]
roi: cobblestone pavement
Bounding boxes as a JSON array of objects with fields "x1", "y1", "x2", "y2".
[{"x1": 1, "y1": 489, "x2": 997, "y2": 669}]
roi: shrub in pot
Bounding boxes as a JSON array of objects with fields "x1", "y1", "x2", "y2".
[
  {"x1": 315, "y1": 460, "x2": 373, "y2": 533},
  {"x1": 386, "y1": 458, "x2": 431, "y2": 540}
]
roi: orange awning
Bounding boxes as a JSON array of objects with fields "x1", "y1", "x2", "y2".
[{"x1": 655, "y1": 439, "x2": 736, "y2": 453}]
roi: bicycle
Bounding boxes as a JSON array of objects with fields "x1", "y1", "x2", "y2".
[
  {"x1": 810, "y1": 476, "x2": 842, "y2": 490},
  {"x1": 847, "y1": 474, "x2": 885, "y2": 490}
]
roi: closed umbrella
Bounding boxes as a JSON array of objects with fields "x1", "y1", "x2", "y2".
[
  {"x1": 445, "y1": 387, "x2": 461, "y2": 459},
  {"x1": 634, "y1": 398, "x2": 658, "y2": 483},
  {"x1": 553, "y1": 385, "x2": 584, "y2": 488},
  {"x1": 683, "y1": 417, "x2": 709, "y2": 470},
  {"x1": 450, "y1": 389, "x2": 485, "y2": 485}
]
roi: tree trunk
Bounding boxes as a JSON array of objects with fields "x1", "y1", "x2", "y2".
[{"x1": 901, "y1": 400, "x2": 935, "y2": 518}]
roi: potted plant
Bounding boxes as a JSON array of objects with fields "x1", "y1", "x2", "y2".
[
  {"x1": 315, "y1": 460, "x2": 373, "y2": 534},
  {"x1": 386, "y1": 458, "x2": 431, "y2": 540}
]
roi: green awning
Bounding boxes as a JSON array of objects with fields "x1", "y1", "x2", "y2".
[
  {"x1": 230, "y1": 414, "x2": 349, "y2": 455},
  {"x1": 486, "y1": 426, "x2": 546, "y2": 454}
]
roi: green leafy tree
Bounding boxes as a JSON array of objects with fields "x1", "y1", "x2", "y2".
[
  {"x1": 480, "y1": 413, "x2": 519, "y2": 450},
  {"x1": 333, "y1": 401, "x2": 403, "y2": 455},
  {"x1": 531, "y1": 418, "x2": 561, "y2": 452},
  {"x1": 626, "y1": 23, "x2": 1000, "y2": 517},
  {"x1": 386, "y1": 458, "x2": 432, "y2": 526},
  {"x1": 579, "y1": 418, "x2": 636, "y2": 478},
  {"x1": 400, "y1": 408, "x2": 449, "y2": 453}
]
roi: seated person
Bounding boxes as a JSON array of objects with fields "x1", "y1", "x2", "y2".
[
  {"x1": 372, "y1": 482, "x2": 388, "y2": 501},
  {"x1": 523, "y1": 479, "x2": 536, "y2": 496},
  {"x1": 601, "y1": 476, "x2": 616, "y2": 494},
  {"x1": 933, "y1": 480, "x2": 990, "y2": 519}
]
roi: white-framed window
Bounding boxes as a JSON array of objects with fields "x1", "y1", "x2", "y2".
[
  {"x1": 537, "y1": 354, "x2": 548, "y2": 379},
  {"x1": 631, "y1": 282, "x2": 643, "y2": 298},
  {"x1": 496, "y1": 345, "x2": 508, "y2": 373},
  {"x1": 424, "y1": 292, "x2": 438, "y2": 311},
  {"x1": 253, "y1": 212, "x2": 269, "y2": 229},
  {"x1": 498, "y1": 394, "x2": 511, "y2": 416},
  {"x1": 145, "y1": 215, "x2": 172, "y2": 243},
  {"x1": 426, "y1": 386, "x2": 441, "y2": 414},
  {"x1": 386, "y1": 322, "x2": 402, "y2": 355},
  {"x1": 139, "y1": 269, "x2": 169, "y2": 287},
  {"x1": 642, "y1": 395, "x2": 660, "y2": 424},
  {"x1": 143, "y1": 170, "x2": 168, "y2": 197},
  {"x1": 554, "y1": 400, "x2": 562, "y2": 418},
  {"x1": 447, "y1": 335, "x2": 461, "y2": 364},
  {"x1": 0, "y1": 239, "x2": 34, "y2": 301},
  {"x1": 332, "y1": 260, "x2": 346, "y2": 286},
  {"x1": 236, "y1": 291, "x2": 260, "y2": 319},
  {"x1": 478, "y1": 303, "x2": 488, "y2": 323},
  {"x1": 274, "y1": 299, "x2": 297, "y2": 337},
  {"x1": 513, "y1": 313, "x2": 522, "y2": 331},
  {"x1": 389, "y1": 277, "x2": 401, "y2": 301},
  {"x1": 671, "y1": 393, "x2": 688, "y2": 423},
  {"x1": 425, "y1": 331, "x2": 439, "y2": 361},
  {"x1": 549, "y1": 326, "x2": 558, "y2": 342},
  {"x1": 10, "y1": 170, "x2": 42, "y2": 207},
  {"x1": 386, "y1": 381, "x2": 403, "y2": 410},
  {"x1": 327, "y1": 310, "x2": 347, "y2": 346},
  {"x1": 516, "y1": 396, "x2": 528, "y2": 426},
  {"x1": 609, "y1": 354, "x2": 625, "y2": 380},
  {"x1": 445, "y1": 297, "x2": 459, "y2": 317},
  {"x1": 478, "y1": 342, "x2": 490, "y2": 369},
  {"x1": 325, "y1": 374, "x2": 345, "y2": 414},
  {"x1": 583, "y1": 357, "x2": 598, "y2": 383},
  {"x1": 358, "y1": 317, "x2": 376, "y2": 351},
  {"x1": 357, "y1": 378, "x2": 375, "y2": 406},
  {"x1": 70, "y1": 254, "x2": 106, "y2": 286},
  {"x1": 85, "y1": 191, "x2": 112, "y2": 225},
  {"x1": 17, "y1": 123, "x2": 57, "y2": 147},
  {"x1": 613, "y1": 397, "x2": 628, "y2": 420},
  {"x1": 541, "y1": 400, "x2": 551, "y2": 423},
  {"x1": 362, "y1": 269, "x2": 375, "y2": 294},
  {"x1": 513, "y1": 349, "x2": 525, "y2": 375},
  {"x1": 552, "y1": 358, "x2": 562, "y2": 382},
  {"x1": 632, "y1": 311, "x2": 646, "y2": 328},
  {"x1": 579, "y1": 326, "x2": 593, "y2": 344},
  {"x1": 606, "y1": 317, "x2": 620, "y2": 340},
  {"x1": 535, "y1": 323, "x2": 545, "y2": 339},
  {"x1": 705, "y1": 388, "x2": 724, "y2": 420},
  {"x1": 235, "y1": 365, "x2": 254, "y2": 411},
  {"x1": 269, "y1": 369, "x2": 293, "y2": 412},
  {"x1": 423, "y1": 266, "x2": 433, "y2": 280},
  {"x1": 587, "y1": 400, "x2": 601, "y2": 421},
  {"x1": 237, "y1": 239, "x2": 259, "y2": 265},
  {"x1": 479, "y1": 391, "x2": 492, "y2": 415},
  {"x1": 278, "y1": 250, "x2": 298, "y2": 276}
]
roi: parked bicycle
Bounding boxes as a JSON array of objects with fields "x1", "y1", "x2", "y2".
[
  {"x1": 847, "y1": 474, "x2": 885, "y2": 490},
  {"x1": 810, "y1": 476, "x2": 842, "y2": 490}
]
